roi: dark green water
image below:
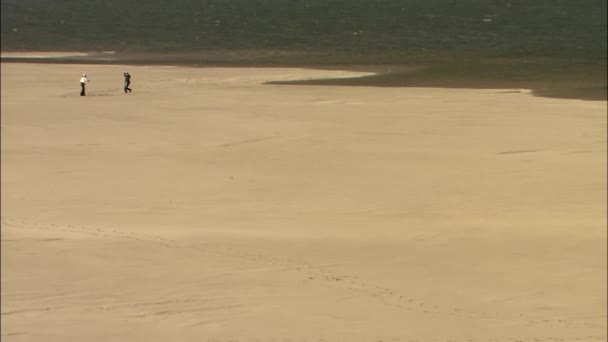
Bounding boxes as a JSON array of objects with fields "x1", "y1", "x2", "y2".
[{"x1": 2, "y1": 0, "x2": 606, "y2": 58}]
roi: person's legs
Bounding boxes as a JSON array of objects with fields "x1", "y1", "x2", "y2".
[{"x1": 80, "y1": 82, "x2": 85, "y2": 96}]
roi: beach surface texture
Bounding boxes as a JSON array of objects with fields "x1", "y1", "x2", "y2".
[{"x1": 1, "y1": 62, "x2": 606, "y2": 342}]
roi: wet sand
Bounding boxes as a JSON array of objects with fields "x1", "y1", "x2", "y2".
[{"x1": 1, "y1": 62, "x2": 606, "y2": 342}]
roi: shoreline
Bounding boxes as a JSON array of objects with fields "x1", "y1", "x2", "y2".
[
  {"x1": 1, "y1": 51, "x2": 606, "y2": 101},
  {"x1": 0, "y1": 51, "x2": 93, "y2": 58}
]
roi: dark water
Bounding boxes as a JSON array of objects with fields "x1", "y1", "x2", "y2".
[
  {"x1": 2, "y1": 0, "x2": 606, "y2": 58},
  {"x1": 1, "y1": 0, "x2": 606, "y2": 99}
]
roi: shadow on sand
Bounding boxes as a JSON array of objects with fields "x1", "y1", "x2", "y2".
[{"x1": 265, "y1": 58, "x2": 607, "y2": 101}]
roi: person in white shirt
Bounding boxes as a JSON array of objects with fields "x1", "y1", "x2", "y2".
[{"x1": 80, "y1": 73, "x2": 89, "y2": 96}]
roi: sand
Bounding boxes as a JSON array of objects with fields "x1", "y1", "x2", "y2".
[
  {"x1": 1, "y1": 62, "x2": 606, "y2": 342},
  {"x1": 0, "y1": 52, "x2": 90, "y2": 58}
]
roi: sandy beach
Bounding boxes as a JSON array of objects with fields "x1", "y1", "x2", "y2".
[
  {"x1": 1, "y1": 62, "x2": 606, "y2": 341},
  {"x1": 0, "y1": 52, "x2": 91, "y2": 58}
]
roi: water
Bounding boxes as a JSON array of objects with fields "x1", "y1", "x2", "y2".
[{"x1": 1, "y1": 0, "x2": 606, "y2": 60}]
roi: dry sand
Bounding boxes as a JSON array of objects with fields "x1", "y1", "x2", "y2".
[
  {"x1": 0, "y1": 52, "x2": 90, "y2": 58},
  {"x1": 1, "y1": 62, "x2": 606, "y2": 342}
]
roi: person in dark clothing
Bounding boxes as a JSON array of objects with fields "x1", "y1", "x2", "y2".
[{"x1": 124, "y1": 72, "x2": 132, "y2": 93}]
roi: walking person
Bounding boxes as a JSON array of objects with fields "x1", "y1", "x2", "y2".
[
  {"x1": 80, "y1": 73, "x2": 89, "y2": 96},
  {"x1": 123, "y1": 72, "x2": 132, "y2": 93}
]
